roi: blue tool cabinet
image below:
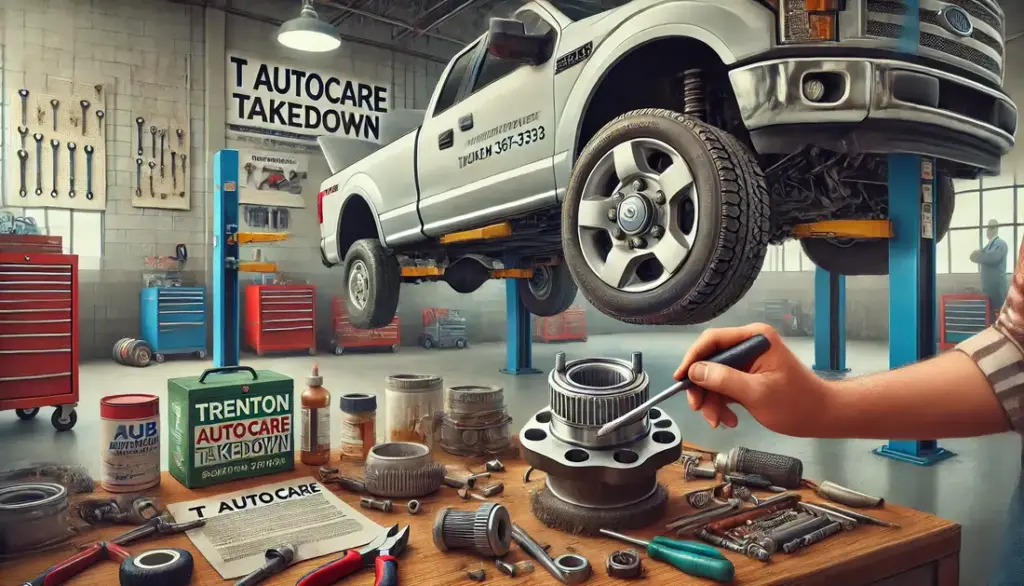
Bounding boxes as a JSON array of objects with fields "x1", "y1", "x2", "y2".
[{"x1": 140, "y1": 286, "x2": 208, "y2": 362}]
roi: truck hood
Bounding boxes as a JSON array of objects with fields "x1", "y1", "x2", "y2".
[{"x1": 318, "y1": 109, "x2": 425, "y2": 174}]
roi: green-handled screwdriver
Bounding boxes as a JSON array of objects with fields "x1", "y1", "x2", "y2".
[{"x1": 599, "y1": 528, "x2": 735, "y2": 582}]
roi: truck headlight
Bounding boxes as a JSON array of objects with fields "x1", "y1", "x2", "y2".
[{"x1": 757, "y1": 0, "x2": 842, "y2": 43}]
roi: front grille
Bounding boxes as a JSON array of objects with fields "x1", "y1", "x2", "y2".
[{"x1": 863, "y1": 0, "x2": 1004, "y2": 80}]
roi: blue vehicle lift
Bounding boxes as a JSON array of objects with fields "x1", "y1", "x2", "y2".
[
  {"x1": 813, "y1": 268, "x2": 849, "y2": 378},
  {"x1": 501, "y1": 256, "x2": 541, "y2": 375}
]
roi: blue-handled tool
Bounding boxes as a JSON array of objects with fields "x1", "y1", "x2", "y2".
[{"x1": 599, "y1": 529, "x2": 735, "y2": 582}]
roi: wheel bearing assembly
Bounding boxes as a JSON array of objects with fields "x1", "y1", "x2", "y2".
[
  {"x1": 520, "y1": 352, "x2": 682, "y2": 535},
  {"x1": 363, "y1": 442, "x2": 446, "y2": 498}
]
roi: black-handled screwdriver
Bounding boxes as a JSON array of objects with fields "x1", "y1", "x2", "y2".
[{"x1": 596, "y1": 334, "x2": 772, "y2": 437}]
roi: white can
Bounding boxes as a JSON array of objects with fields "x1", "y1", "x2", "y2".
[
  {"x1": 100, "y1": 394, "x2": 161, "y2": 492},
  {"x1": 384, "y1": 374, "x2": 443, "y2": 447}
]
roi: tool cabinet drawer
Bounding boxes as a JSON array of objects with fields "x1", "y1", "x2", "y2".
[
  {"x1": 0, "y1": 254, "x2": 78, "y2": 405},
  {"x1": 140, "y1": 286, "x2": 207, "y2": 358},
  {"x1": 244, "y1": 285, "x2": 316, "y2": 356}
]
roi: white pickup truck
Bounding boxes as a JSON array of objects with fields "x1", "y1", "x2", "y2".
[{"x1": 319, "y1": 0, "x2": 1016, "y2": 329}]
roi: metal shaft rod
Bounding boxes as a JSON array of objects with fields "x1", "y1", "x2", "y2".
[
  {"x1": 810, "y1": 501, "x2": 899, "y2": 528},
  {"x1": 598, "y1": 529, "x2": 649, "y2": 548},
  {"x1": 511, "y1": 524, "x2": 567, "y2": 584}
]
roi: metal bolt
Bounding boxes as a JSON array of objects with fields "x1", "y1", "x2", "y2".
[
  {"x1": 495, "y1": 559, "x2": 517, "y2": 577},
  {"x1": 444, "y1": 475, "x2": 467, "y2": 489},
  {"x1": 632, "y1": 178, "x2": 646, "y2": 191},
  {"x1": 654, "y1": 191, "x2": 666, "y2": 204},
  {"x1": 458, "y1": 488, "x2": 472, "y2": 500},
  {"x1": 611, "y1": 228, "x2": 625, "y2": 240},
  {"x1": 651, "y1": 225, "x2": 665, "y2": 239},
  {"x1": 485, "y1": 460, "x2": 505, "y2": 473},
  {"x1": 467, "y1": 569, "x2": 487, "y2": 581},
  {"x1": 630, "y1": 236, "x2": 647, "y2": 249},
  {"x1": 466, "y1": 473, "x2": 491, "y2": 489},
  {"x1": 360, "y1": 497, "x2": 393, "y2": 512},
  {"x1": 480, "y1": 482, "x2": 505, "y2": 497},
  {"x1": 613, "y1": 192, "x2": 625, "y2": 201},
  {"x1": 607, "y1": 208, "x2": 617, "y2": 221}
]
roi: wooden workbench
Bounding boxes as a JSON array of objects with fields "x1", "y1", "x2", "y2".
[{"x1": 3, "y1": 445, "x2": 960, "y2": 585}]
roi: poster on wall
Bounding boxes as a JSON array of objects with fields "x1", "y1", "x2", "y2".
[
  {"x1": 226, "y1": 53, "x2": 390, "y2": 145},
  {"x1": 238, "y1": 150, "x2": 308, "y2": 208}
]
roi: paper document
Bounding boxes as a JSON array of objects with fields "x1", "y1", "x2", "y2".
[{"x1": 167, "y1": 476, "x2": 381, "y2": 578}]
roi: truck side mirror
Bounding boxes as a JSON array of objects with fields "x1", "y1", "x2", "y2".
[{"x1": 487, "y1": 18, "x2": 548, "y2": 65}]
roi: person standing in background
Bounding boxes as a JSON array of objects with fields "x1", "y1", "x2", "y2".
[{"x1": 972, "y1": 219, "x2": 1010, "y2": 322}]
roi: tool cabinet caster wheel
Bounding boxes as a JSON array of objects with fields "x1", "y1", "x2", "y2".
[
  {"x1": 334, "y1": 346, "x2": 344, "y2": 356},
  {"x1": 455, "y1": 339, "x2": 467, "y2": 349},
  {"x1": 16, "y1": 408, "x2": 39, "y2": 420},
  {"x1": 195, "y1": 350, "x2": 206, "y2": 359},
  {"x1": 390, "y1": 344, "x2": 398, "y2": 353},
  {"x1": 153, "y1": 353, "x2": 165, "y2": 364},
  {"x1": 308, "y1": 348, "x2": 317, "y2": 356},
  {"x1": 51, "y1": 409, "x2": 77, "y2": 432}
]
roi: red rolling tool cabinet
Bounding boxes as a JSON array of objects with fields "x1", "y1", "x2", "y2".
[
  {"x1": 244, "y1": 284, "x2": 317, "y2": 356},
  {"x1": 0, "y1": 252, "x2": 80, "y2": 430},
  {"x1": 330, "y1": 297, "x2": 400, "y2": 355},
  {"x1": 533, "y1": 307, "x2": 588, "y2": 343}
]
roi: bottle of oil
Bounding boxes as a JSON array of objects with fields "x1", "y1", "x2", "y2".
[{"x1": 301, "y1": 365, "x2": 331, "y2": 465}]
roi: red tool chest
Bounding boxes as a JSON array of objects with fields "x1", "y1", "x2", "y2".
[
  {"x1": 244, "y1": 284, "x2": 317, "y2": 356},
  {"x1": 330, "y1": 297, "x2": 399, "y2": 355},
  {"x1": 0, "y1": 252, "x2": 79, "y2": 429},
  {"x1": 533, "y1": 307, "x2": 588, "y2": 343}
]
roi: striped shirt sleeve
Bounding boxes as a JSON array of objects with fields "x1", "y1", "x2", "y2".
[{"x1": 956, "y1": 237, "x2": 1024, "y2": 431}]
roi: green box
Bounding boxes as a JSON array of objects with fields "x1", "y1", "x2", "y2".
[{"x1": 168, "y1": 366, "x2": 295, "y2": 488}]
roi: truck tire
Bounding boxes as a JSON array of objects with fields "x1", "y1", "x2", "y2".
[
  {"x1": 562, "y1": 109, "x2": 769, "y2": 325},
  {"x1": 800, "y1": 173, "x2": 954, "y2": 275},
  {"x1": 518, "y1": 263, "x2": 577, "y2": 317},
  {"x1": 344, "y1": 239, "x2": 401, "y2": 329}
]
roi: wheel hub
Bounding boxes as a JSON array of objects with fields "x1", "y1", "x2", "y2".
[
  {"x1": 616, "y1": 195, "x2": 653, "y2": 236},
  {"x1": 348, "y1": 261, "x2": 369, "y2": 310}
]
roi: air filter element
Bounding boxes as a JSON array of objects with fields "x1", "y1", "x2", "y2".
[{"x1": 432, "y1": 503, "x2": 512, "y2": 557}]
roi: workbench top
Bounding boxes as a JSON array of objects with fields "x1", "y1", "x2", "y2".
[{"x1": 3, "y1": 444, "x2": 960, "y2": 586}]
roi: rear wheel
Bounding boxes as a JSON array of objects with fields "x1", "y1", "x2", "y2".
[
  {"x1": 562, "y1": 109, "x2": 769, "y2": 325},
  {"x1": 344, "y1": 239, "x2": 401, "y2": 329},
  {"x1": 800, "y1": 174, "x2": 955, "y2": 275},
  {"x1": 518, "y1": 263, "x2": 577, "y2": 317}
]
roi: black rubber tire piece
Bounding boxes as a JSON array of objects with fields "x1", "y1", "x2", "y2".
[
  {"x1": 800, "y1": 173, "x2": 955, "y2": 275},
  {"x1": 344, "y1": 238, "x2": 401, "y2": 329},
  {"x1": 119, "y1": 548, "x2": 194, "y2": 586},
  {"x1": 562, "y1": 108, "x2": 769, "y2": 325},
  {"x1": 518, "y1": 263, "x2": 578, "y2": 317}
]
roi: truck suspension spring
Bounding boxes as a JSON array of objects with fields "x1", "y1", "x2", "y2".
[{"x1": 682, "y1": 69, "x2": 705, "y2": 121}]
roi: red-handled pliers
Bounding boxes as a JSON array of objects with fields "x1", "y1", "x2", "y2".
[{"x1": 295, "y1": 525, "x2": 410, "y2": 586}]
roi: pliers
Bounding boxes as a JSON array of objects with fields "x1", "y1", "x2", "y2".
[{"x1": 296, "y1": 525, "x2": 410, "y2": 586}]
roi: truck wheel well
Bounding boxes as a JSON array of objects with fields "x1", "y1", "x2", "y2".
[
  {"x1": 337, "y1": 196, "x2": 380, "y2": 259},
  {"x1": 575, "y1": 37, "x2": 741, "y2": 159}
]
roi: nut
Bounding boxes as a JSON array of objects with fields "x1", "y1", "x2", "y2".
[
  {"x1": 407, "y1": 500, "x2": 421, "y2": 515},
  {"x1": 485, "y1": 460, "x2": 505, "y2": 473},
  {"x1": 606, "y1": 549, "x2": 642, "y2": 579},
  {"x1": 495, "y1": 559, "x2": 517, "y2": 577},
  {"x1": 554, "y1": 554, "x2": 592, "y2": 585},
  {"x1": 466, "y1": 569, "x2": 486, "y2": 581}
]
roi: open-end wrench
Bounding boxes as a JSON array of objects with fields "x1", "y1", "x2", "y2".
[
  {"x1": 95, "y1": 110, "x2": 105, "y2": 134},
  {"x1": 179, "y1": 153, "x2": 188, "y2": 197},
  {"x1": 50, "y1": 99, "x2": 60, "y2": 132},
  {"x1": 67, "y1": 142, "x2": 77, "y2": 198},
  {"x1": 150, "y1": 126, "x2": 157, "y2": 158},
  {"x1": 18, "y1": 126, "x2": 28, "y2": 150},
  {"x1": 34, "y1": 133, "x2": 44, "y2": 195},
  {"x1": 136, "y1": 117, "x2": 145, "y2": 155},
  {"x1": 171, "y1": 151, "x2": 177, "y2": 189},
  {"x1": 159, "y1": 129, "x2": 166, "y2": 177},
  {"x1": 17, "y1": 149, "x2": 28, "y2": 197},
  {"x1": 135, "y1": 158, "x2": 143, "y2": 197},
  {"x1": 148, "y1": 161, "x2": 156, "y2": 197},
  {"x1": 18, "y1": 89, "x2": 29, "y2": 126},
  {"x1": 80, "y1": 100, "x2": 90, "y2": 134},
  {"x1": 84, "y1": 145, "x2": 95, "y2": 200},
  {"x1": 176, "y1": 128, "x2": 184, "y2": 146},
  {"x1": 50, "y1": 139, "x2": 60, "y2": 198}
]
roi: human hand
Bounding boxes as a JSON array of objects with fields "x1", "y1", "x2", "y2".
[
  {"x1": 970, "y1": 250, "x2": 980, "y2": 263},
  {"x1": 673, "y1": 323, "x2": 835, "y2": 437}
]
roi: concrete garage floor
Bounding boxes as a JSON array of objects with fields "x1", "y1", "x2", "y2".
[{"x1": 0, "y1": 331, "x2": 1018, "y2": 585}]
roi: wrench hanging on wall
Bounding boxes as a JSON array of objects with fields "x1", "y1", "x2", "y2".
[
  {"x1": 148, "y1": 161, "x2": 156, "y2": 197},
  {"x1": 136, "y1": 117, "x2": 145, "y2": 156},
  {"x1": 18, "y1": 89, "x2": 29, "y2": 126},
  {"x1": 135, "y1": 158, "x2": 143, "y2": 197},
  {"x1": 176, "y1": 128, "x2": 184, "y2": 147},
  {"x1": 50, "y1": 139, "x2": 60, "y2": 198},
  {"x1": 95, "y1": 110, "x2": 105, "y2": 135},
  {"x1": 67, "y1": 142, "x2": 77, "y2": 198},
  {"x1": 50, "y1": 99, "x2": 60, "y2": 132},
  {"x1": 80, "y1": 100, "x2": 90, "y2": 135},
  {"x1": 150, "y1": 126, "x2": 157, "y2": 158},
  {"x1": 171, "y1": 151, "x2": 177, "y2": 189},
  {"x1": 33, "y1": 134, "x2": 44, "y2": 196},
  {"x1": 18, "y1": 126, "x2": 28, "y2": 150},
  {"x1": 159, "y1": 129, "x2": 166, "y2": 178},
  {"x1": 84, "y1": 145, "x2": 95, "y2": 200},
  {"x1": 17, "y1": 149, "x2": 28, "y2": 198},
  {"x1": 179, "y1": 153, "x2": 187, "y2": 197}
]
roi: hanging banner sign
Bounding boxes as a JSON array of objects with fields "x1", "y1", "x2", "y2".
[{"x1": 227, "y1": 53, "x2": 390, "y2": 144}]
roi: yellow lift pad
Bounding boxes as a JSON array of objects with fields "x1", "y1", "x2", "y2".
[
  {"x1": 236, "y1": 232, "x2": 290, "y2": 244},
  {"x1": 439, "y1": 222, "x2": 513, "y2": 245},
  {"x1": 238, "y1": 261, "x2": 278, "y2": 273},
  {"x1": 792, "y1": 220, "x2": 893, "y2": 239},
  {"x1": 400, "y1": 266, "x2": 534, "y2": 279}
]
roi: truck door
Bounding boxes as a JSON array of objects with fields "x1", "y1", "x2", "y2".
[{"x1": 417, "y1": 8, "x2": 559, "y2": 238}]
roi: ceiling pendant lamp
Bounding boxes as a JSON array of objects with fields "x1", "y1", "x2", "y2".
[{"x1": 277, "y1": 0, "x2": 341, "y2": 53}]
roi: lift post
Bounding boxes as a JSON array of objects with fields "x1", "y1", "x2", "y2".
[
  {"x1": 873, "y1": 153, "x2": 955, "y2": 466},
  {"x1": 500, "y1": 256, "x2": 541, "y2": 375},
  {"x1": 213, "y1": 150, "x2": 241, "y2": 368},
  {"x1": 813, "y1": 267, "x2": 849, "y2": 377}
]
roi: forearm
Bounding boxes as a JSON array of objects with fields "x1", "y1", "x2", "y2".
[{"x1": 815, "y1": 350, "x2": 1011, "y2": 439}]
